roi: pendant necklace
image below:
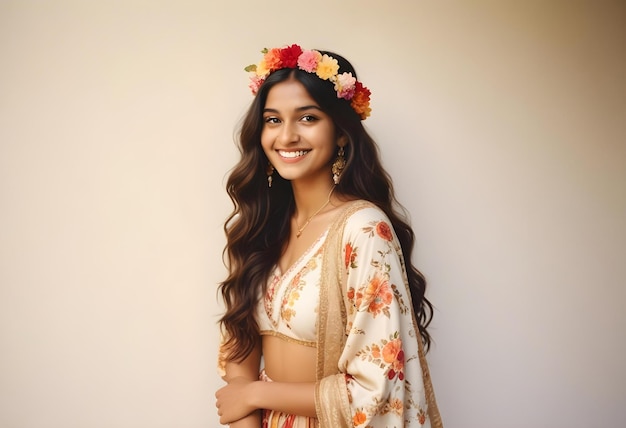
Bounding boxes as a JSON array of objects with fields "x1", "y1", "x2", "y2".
[{"x1": 295, "y1": 187, "x2": 335, "y2": 238}]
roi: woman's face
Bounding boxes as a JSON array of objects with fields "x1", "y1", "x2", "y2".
[{"x1": 261, "y1": 78, "x2": 342, "y2": 188}]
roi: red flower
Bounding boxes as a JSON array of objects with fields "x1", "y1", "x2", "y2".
[
  {"x1": 279, "y1": 44, "x2": 303, "y2": 68},
  {"x1": 351, "y1": 81, "x2": 371, "y2": 119},
  {"x1": 375, "y1": 221, "x2": 393, "y2": 241}
]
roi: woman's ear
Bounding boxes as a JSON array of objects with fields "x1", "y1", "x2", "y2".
[{"x1": 337, "y1": 134, "x2": 348, "y2": 148}]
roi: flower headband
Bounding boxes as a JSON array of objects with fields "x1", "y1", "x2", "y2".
[{"x1": 244, "y1": 44, "x2": 371, "y2": 120}]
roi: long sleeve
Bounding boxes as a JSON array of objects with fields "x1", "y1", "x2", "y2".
[{"x1": 324, "y1": 206, "x2": 430, "y2": 427}]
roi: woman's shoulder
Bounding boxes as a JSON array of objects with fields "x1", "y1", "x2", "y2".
[{"x1": 332, "y1": 199, "x2": 391, "y2": 232}]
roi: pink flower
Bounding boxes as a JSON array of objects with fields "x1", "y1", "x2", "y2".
[
  {"x1": 334, "y1": 72, "x2": 357, "y2": 99},
  {"x1": 249, "y1": 75, "x2": 264, "y2": 95},
  {"x1": 297, "y1": 49, "x2": 322, "y2": 73}
]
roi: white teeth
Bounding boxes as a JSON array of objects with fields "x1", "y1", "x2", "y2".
[{"x1": 279, "y1": 150, "x2": 310, "y2": 158}]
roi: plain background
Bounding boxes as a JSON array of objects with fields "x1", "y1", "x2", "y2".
[{"x1": 1, "y1": 1, "x2": 624, "y2": 427}]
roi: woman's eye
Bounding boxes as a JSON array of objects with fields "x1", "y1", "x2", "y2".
[
  {"x1": 301, "y1": 115, "x2": 318, "y2": 122},
  {"x1": 264, "y1": 117, "x2": 280, "y2": 124}
]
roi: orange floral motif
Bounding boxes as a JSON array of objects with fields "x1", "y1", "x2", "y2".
[
  {"x1": 375, "y1": 221, "x2": 393, "y2": 241},
  {"x1": 382, "y1": 338, "x2": 402, "y2": 363},
  {"x1": 418, "y1": 409, "x2": 427, "y2": 424},
  {"x1": 352, "y1": 409, "x2": 367, "y2": 426},
  {"x1": 362, "y1": 271, "x2": 393, "y2": 317},
  {"x1": 345, "y1": 243, "x2": 358, "y2": 269},
  {"x1": 386, "y1": 397, "x2": 404, "y2": 416},
  {"x1": 382, "y1": 338, "x2": 405, "y2": 380},
  {"x1": 370, "y1": 344, "x2": 381, "y2": 359}
]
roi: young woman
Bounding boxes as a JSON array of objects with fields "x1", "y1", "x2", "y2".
[{"x1": 216, "y1": 44, "x2": 442, "y2": 428}]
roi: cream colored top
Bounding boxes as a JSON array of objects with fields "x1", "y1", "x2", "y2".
[{"x1": 256, "y1": 230, "x2": 328, "y2": 347}]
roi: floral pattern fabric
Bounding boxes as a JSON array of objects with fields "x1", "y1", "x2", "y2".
[
  {"x1": 336, "y1": 207, "x2": 429, "y2": 427},
  {"x1": 257, "y1": 232, "x2": 326, "y2": 346}
]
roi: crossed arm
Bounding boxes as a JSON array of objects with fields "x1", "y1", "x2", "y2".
[{"x1": 215, "y1": 343, "x2": 317, "y2": 426}]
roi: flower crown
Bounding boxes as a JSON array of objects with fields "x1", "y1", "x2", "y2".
[{"x1": 244, "y1": 44, "x2": 371, "y2": 120}]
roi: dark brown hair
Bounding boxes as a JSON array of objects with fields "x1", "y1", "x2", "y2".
[{"x1": 219, "y1": 51, "x2": 433, "y2": 363}]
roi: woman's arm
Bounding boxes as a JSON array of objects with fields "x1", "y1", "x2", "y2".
[
  {"x1": 216, "y1": 376, "x2": 317, "y2": 424},
  {"x1": 217, "y1": 342, "x2": 263, "y2": 427}
]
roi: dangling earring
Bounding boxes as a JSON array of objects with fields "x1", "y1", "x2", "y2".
[
  {"x1": 332, "y1": 146, "x2": 346, "y2": 185},
  {"x1": 266, "y1": 163, "x2": 274, "y2": 188}
]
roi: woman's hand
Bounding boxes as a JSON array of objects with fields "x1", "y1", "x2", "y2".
[
  {"x1": 215, "y1": 376, "x2": 259, "y2": 425},
  {"x1": 225, "y1": 411, "x2": 261, "y2": 428}
]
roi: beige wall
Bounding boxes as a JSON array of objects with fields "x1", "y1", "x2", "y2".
[{"x1": 1, "y1": 1, "x2": 624, "y2": 427}]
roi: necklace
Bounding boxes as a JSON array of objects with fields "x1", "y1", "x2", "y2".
[{"x1": 295, "y1": 187, "x2": 335, "y2": 238}]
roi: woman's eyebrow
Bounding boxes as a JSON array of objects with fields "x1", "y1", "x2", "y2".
[{"x1": 263, "y1": 105, "x2": 323, "y2": 114}]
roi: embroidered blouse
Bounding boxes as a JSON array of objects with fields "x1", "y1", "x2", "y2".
[{"x1": 256, "y1": 231, "x2": 327, "y2": 347}]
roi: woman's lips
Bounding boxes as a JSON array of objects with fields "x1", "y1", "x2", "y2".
[{"x1": 278, "y1": 150, "x2": 310, "y2": 159}]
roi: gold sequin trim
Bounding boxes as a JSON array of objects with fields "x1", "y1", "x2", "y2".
[{"x1": 259, "y1": 330, "x2": 317, "y2": 348}]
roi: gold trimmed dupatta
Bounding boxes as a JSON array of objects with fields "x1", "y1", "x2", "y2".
[{"x1": 314, "y1": 200, "x2": 443, "y2": 428}]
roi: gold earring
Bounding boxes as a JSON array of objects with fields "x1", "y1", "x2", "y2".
[
  {"x1": 332, "y1": 147, "x2": 346, "y2": 185},
  {"x1": 267, "y1": 163, "x2": 274, "y2": 188}
]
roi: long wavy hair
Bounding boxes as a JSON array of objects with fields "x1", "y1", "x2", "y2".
[{"x1": 219, "y1": 51, "x2": 433, "y2": 363}]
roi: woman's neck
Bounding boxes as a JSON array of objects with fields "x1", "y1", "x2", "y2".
[{"x1": 291, "y1": 181, "x2": 336, "y2": 222}]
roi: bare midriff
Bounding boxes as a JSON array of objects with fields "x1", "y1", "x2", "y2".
[{"x1": 262, "y1": 335, "x2": 317, "y2": 383}]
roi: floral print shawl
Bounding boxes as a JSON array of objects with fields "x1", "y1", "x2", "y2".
[{"x1": 315, "y1": 200, "x2": 443, "y2": 428}]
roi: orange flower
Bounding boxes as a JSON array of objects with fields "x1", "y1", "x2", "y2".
[
  {"x1": 352, "y1": 410, "x2": 367, "y2": 426},
  {"x1": 264, "y1": 48, "x2": 283, "y2": 71},
  {"x1": 345, "y1": 243, "x2": 357, "y2": 268},
  {"x1": 388, "y1": 398, "x2": 404, "y2": 415},
  {"x1": 363, "y1": 272, "x2": 393, "y2": 315},
  {"x1": 345, "y1": 243, "x2": 353, "y2": 268},
  {"x1": 382, "y1": 338, "x2": 402, "y2": 364},
  {"x1": 371, "y1": 344, "x2": 381, "y2": 359},
  {"x1": 384, "y1": 338, "x2": 405, "y2": 381},
  {"x1": 347, "y1": 287, "x2": 355, "y2": 301},
  {"x1": 418, "y1": 409, "x2": 426, "y2": 424},
  {"x1": 375, "y1": 221, "x2": 393, "y2": 241},
  {"x1": 351, "y1": 81, "x2": 371, "y2": 119}
]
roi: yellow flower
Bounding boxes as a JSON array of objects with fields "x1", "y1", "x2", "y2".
[
  {"x1": 256, "y1": 59, "x2": 269, "y2": 77},
  {"x1": 315, "y1": 54, "x2": 339, "y2": 80}
]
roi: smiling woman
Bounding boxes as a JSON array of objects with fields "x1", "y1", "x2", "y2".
[
  {"x1": 261, "y1": 79, "x2": 344, "y2": 190},
  {"x1": 215, "y1": 44, "x2": 443, "y2": 428}
]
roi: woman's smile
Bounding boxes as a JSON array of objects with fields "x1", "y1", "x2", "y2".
[{"x1": 277, "y1": 149, "x2": 311, "y2": 160}]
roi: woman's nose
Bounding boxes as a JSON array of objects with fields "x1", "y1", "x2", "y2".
[{"x1": 277, "y1": 122, "x2": 299, "y2": 144}]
